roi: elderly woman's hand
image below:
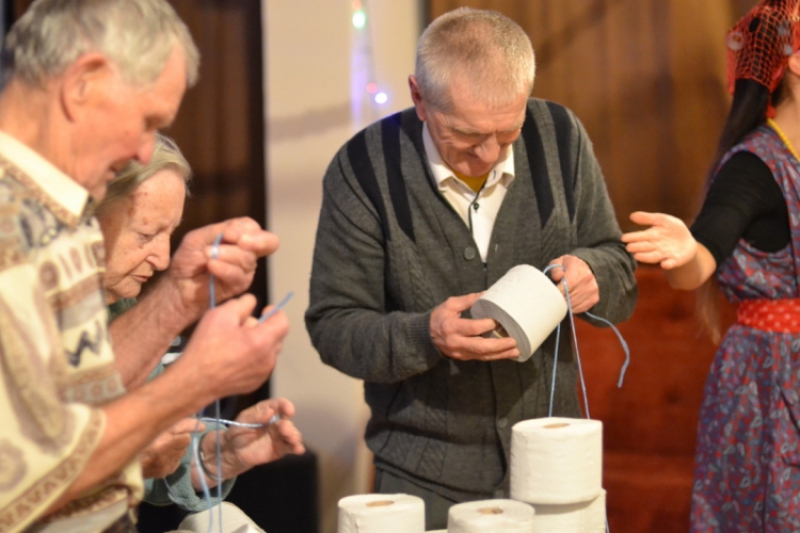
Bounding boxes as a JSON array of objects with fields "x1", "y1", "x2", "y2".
[
  {"x1": 165, "y1": 217, "x2": 280, "y2": 320},
  {"x1": 141, "y1": 418, "x2": 202, "y2": 479},
  {"x1": 191, "y1": 398, "x2": 304, "y2": 489}
]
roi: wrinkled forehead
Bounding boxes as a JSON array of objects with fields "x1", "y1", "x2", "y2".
[{"x1": 438, "y1": 89, "x2": 527, "y2": 134}]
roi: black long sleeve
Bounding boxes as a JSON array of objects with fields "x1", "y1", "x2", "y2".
[{"x1": 690, "y1": 151, "x2": 788, "y2": 265}]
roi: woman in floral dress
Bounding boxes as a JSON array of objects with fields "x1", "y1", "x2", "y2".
[{"x1": 622, "y1": 1, "x2": 800, "y2": 531}]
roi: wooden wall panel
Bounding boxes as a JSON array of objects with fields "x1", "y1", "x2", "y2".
[{"x1": 430, "y1": 0, "x2": 737, "y2": 230}]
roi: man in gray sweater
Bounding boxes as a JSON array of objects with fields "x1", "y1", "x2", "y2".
[{"x1": 305, "y1": 7, "x2": 637, "y2": 528}]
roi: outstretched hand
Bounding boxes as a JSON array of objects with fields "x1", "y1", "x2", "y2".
[{"x1": 622, "y1": 211, "x2": 697, "y2": 269}]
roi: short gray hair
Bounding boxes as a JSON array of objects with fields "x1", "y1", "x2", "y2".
[
  {"x1": 415, "y1": 8, "x2": 535, "y2": 110},
  {"x1": 3, "y1": 0, "x2": 199, "y2": 89},
  {"x1": 95, "y1": 133, "x2": 191, "y2": 218}
]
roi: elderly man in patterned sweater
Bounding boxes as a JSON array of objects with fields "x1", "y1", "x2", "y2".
[{"x1": 0, "y1": 1, "x2": 289, "y2": 532}]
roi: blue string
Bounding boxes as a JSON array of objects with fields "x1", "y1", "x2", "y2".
[
  {"x1": 196, "y1": 414, "x2": 282, "y2": 429},
  {"x1": 542, "y1": 264, "x2": 625, "y2": 533},
  {"x1": 194, "y1": 232, "x2": 294, "y2": 531},
  {"x1": 260, "y1": 291, "x2": 295, "y2": 322},
  {"x1": 542, "y1": 264, "x2": 630, "y2": 417},
  {"x1": 586, "y1": 311, "x2": 631, "y2": 389},
  {"x1": 209, "y1": 234, "x2": 223, "y2": 307},
  {"x1": 208, "y1": 234, "x2": 223, "y2": 533}
]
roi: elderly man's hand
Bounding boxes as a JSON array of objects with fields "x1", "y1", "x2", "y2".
[
  {"x1": 174, "y1": 295, "x2": 289, "y2": 402},
  {"x1": 547, "y1": 255, "x2": 599, "y2": 314},
  {"x1": 430, "y1": 293, "x2": 519, "y2": 362},
  {"x1": 166, "y1": 217, "x2": 280, "y2": 320},
  {"x1": 140, "y1": 418, "x2": 201, "y2": 479},
  {"x1": 193, "y1": 398, "x2": 304, "y2": 487}
]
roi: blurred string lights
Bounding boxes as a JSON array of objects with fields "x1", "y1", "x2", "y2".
[{"x1": 351, "y1": 0, "x2": 388, "y2": 126}]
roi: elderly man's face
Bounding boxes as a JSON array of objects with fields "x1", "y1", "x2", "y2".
[
  {"x1": 411, "y1": 76, "x2": 527, "y2": 177},
  {"x1": 75, "y1": 46, "x2": 187, "y2": 200},
  {"x1": 99, "y1": 169, "x2": 186, "y2": 303}
]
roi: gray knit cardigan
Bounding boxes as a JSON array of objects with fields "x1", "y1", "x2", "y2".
[{"x1": 305, "y1": 98, "x2": 638, "y2": 501}]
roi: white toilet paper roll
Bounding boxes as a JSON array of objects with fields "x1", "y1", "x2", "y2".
[
  {"x1": 510, "y1": 417, "x2": 603, "y2": 504},
  {"x1": 178, "y1": 502, "x2": 266, "y2": 533},
  {"x1": 531, "y1": 490, "x2": 607, "y2": 533},
  {"x1": 447, "y1": 499, "x2": 534, "y2": 533},
  {"x1": 471, "y1": 264, "x2": 567, "y2": 362},
  {"x1": 337, "y1": 493, "x2": 425, "y2": 533}
]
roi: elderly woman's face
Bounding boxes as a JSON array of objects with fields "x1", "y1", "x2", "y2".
[{"x1": 99, "y1": 170, "x2": 186, "y2": 303}]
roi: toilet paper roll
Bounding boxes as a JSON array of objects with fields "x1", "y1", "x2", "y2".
[
  {"x1": 178, "y1": 502, "x2": 266, "y2": 533},
  {"x1": 447, "y1": 499, "x2": 534, "y2": 533},
  {"x1": 337, "y1": 493, "x2": 425, "y2": 533},
  {"x1": 531, "y1": 490, "x2": 607, "y2": 533},
  {"x1": 471, "y1": 264, "x2": 567, "y2": 362},
  {"x1": 510, "y1": 417, "x2": 603, "y2": 504}
]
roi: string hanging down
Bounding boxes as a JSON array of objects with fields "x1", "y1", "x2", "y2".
[
  {"x1": 542, "y1": 264, "x2": 631, "y2": 419},
  {"x1": 179, "y1": 233, "x2": 294, "y2": 532},
  {"x1": 542, "y1": 264, "x2": 628, "y2": 533}
]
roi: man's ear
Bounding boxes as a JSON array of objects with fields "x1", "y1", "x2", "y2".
[
  {"x1": 59, "y1": 52, "x2": 111, "y2": 122},
  {"x1": 408, "y1": 75, "x2": 427, "y2": 122}
]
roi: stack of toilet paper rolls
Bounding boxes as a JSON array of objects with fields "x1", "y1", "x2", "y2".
[
  {"x1": 336, "y1": 420, "x2": 607, "y2": 532},
  {"x1": 510, "y1": 417, "x2": 607, "y2": 532}
]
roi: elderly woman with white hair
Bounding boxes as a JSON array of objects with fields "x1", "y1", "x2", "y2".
[{"x1": 95, "y1": 135, "x2": 304, "y2": 519}]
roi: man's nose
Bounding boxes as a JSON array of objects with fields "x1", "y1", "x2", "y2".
[
  {"x1": 136, "y1": 134, "x2": 157, "y2": 165},
  {"x1": 474, "y1": 135, "x2": 501, "y2": 164}
]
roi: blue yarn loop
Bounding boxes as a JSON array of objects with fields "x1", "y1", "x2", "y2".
[{"x1": 541, "y1": 264, "x2": 631, "y2": 419}]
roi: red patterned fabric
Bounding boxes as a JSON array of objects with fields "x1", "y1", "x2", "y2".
[
  {"x1": 737, "y1": 298, "x2": 800, "y2": 332},
  {"x1": 727, "y1": 0, "x2": 800, "y2": 95}
]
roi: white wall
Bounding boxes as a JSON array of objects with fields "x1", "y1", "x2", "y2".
[{"x1": 263, "y1": 2, "x2": 420, "y2": 532}]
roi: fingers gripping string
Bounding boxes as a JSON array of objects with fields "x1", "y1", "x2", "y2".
[
  {"x1": 541, "y1": 264, "x2": 631, "y2": 420},
  {"x1": 210, "y1": 233, "x2": 295, "y2": 322}
]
